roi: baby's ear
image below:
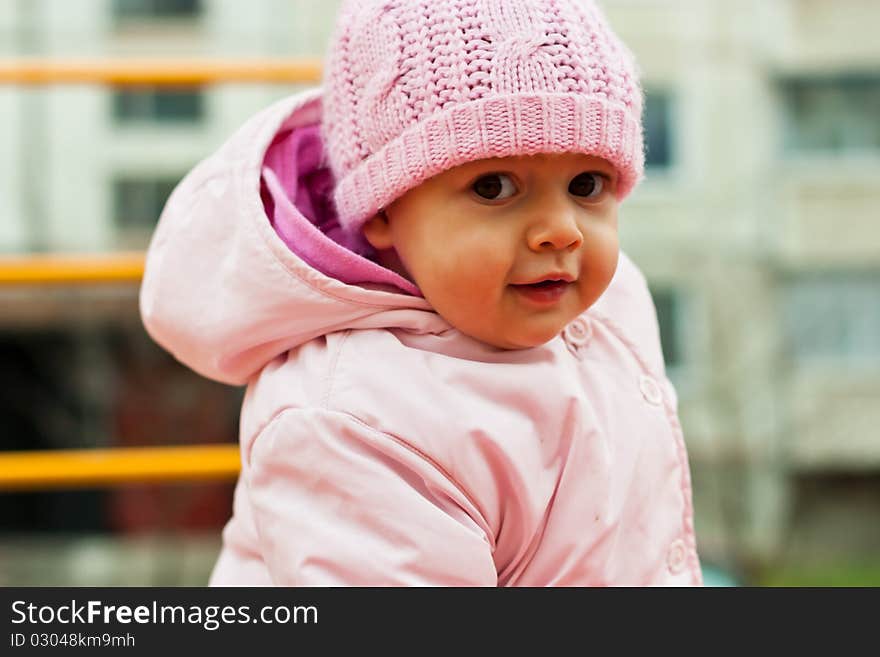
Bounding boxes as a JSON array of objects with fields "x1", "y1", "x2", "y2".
[{"x1": 361, "y1": 210, "x2": 394, "y2": 250}]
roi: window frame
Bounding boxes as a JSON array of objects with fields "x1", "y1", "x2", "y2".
[
  {"x1": 643, "y1": 87, "x2": 676, "y2": 171},
  {"x1": 111, "y1": 0, "x2": 204, "y2": 27},
  {"x1": 778, "y1": 73, "x2": 880, "y2": 157},
  {"x1": 112, "y1": 175, "x2": 183, "y2": 245},
  {"x1": 782, "y1": 269, "x2": 880, "y2": 368},
  {"x1": 111, "y1": 87, "x2": 206, "y2": 124}
]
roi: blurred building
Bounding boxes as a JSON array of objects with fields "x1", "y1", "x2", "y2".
[
  {"x1": 0, "y1": 0, "x2": 878, "y2": 584},
  {"x1": 606, "y1": 0, "x2": 880, "y2": 573}
]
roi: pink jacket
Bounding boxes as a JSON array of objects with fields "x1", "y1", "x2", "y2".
[{"x1": 140, "y1": 88, "x2": 702, "y2": 586}]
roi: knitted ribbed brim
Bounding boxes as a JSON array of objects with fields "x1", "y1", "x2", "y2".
[{"x1": 333, "y1": 92, "x2": 643, "y2": 225}]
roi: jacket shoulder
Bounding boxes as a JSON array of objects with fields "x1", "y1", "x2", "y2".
[
  {"x1": 589, "y1": 250, "x2": 667, "y2": 376},
  {"x1": 239, "y1": 331, "x2": 345, "y2": 450}
]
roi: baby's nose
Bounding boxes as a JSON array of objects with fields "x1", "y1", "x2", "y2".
[{"x1": 526, "y1": 208, "x2": 583, "y2": 252}]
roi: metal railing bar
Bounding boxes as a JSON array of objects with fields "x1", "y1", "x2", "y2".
[
  {"x1": 0, "y1": 57, "x2": 322, "y2": 85},
  {"x1": 0, "y1": 252, "x2": 145, "y2": 284},
  {"x1": 0, "y1": 445, "x2": 240, "y2": 491}
]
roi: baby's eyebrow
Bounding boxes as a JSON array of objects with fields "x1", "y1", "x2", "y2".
[
  {"x1": 580, "y1": 160, "x2": 618, "y2": 178},
  {"x1": 575, "y1": 154, "x2": 614, "y2": 169}
]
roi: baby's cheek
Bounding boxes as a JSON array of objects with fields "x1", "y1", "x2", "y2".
[
  {"x1": 435, "y1": 274, "x2": 498, "y2": 332},
  {"x1": 583, "y1": 235, "x2": 619, "y2": 294},
  {"x1": 437, "y1": 253, "x2": 491, "y2": 294},
  {"x1": 418, "y1": 247, "x2": 506, "y2": 325}
]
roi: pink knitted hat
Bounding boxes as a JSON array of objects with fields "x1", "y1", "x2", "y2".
[{"x1": 321, "y1": 0, "x2": 644, "y2": 235}]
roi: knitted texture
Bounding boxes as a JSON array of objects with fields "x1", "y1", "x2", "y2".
[{"x1": 321, "y1": 0, "x2": 645, "y2": 235}]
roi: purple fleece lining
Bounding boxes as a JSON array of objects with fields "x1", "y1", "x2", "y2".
[{"x1": 261, "y1": 123, "x2": 422, "y2": 297}]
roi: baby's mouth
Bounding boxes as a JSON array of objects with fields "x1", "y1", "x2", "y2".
[
  {"x1": 523, "y1": 280, "x2": 565, "y2": 288},
  {"x1": 510, "y1": 279, "x2": 572, "y2": 304}
]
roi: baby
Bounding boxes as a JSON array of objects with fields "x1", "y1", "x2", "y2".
[{"x1": 140, "y1": 0, "x2": 702, "y2": 585}]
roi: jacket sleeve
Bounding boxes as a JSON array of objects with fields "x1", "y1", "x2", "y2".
[{"x1": 244, "y1": 407, "x2": 498, "y2": 586}]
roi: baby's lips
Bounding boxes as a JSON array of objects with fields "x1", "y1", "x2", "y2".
[{"x1": 511, "y1": 272, "x2": 576, "y2": 286}]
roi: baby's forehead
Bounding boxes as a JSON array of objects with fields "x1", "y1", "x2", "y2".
[{"x1": 447, "y1": 152, "x2": 617, "y2": 176}]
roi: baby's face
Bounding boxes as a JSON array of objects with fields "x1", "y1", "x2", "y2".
[{"x1": 363, "y1": 152, "x2": 620, "y2": 350}]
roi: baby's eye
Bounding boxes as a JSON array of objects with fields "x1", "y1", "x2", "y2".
[
  {"x1": 569, "y1": 172, "x2": 605, "y2": 198},
  {"x1": 472, "y1": 173, "x2": 517, "y2": 200}
]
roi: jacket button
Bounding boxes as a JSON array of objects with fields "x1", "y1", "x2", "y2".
[
  {"x1": 667, "y1": 539, "x2": 687, "y2": 575},
  {"x1": 639, "y1": 374, "x2": 663, "y2": 406},
  {"x1": 563, "y1": 317, "x2": 592, "y2": 348}
]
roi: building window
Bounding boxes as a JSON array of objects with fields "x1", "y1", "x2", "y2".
[
  {"x1": 784, "y1": 272, "x2": 880, "y2": 364},
  {"x1": 644, "y1": 89, "x2": 672, "y2": 169},
  {"x1": 113, "y1": 176, "x2": 180, "y2": 234},
  {"x1": 780, "y1": 75, "x2": 880, "y2": 154},
  {"x1": 650, "y1": 286, "x2": 684, "y2": 368},
  {"x1": 113, "y1": 0, "x2": 202, "y2": 19},
  {"x1": 113, "y1": 88, "x2": 204, "y2": 123}
]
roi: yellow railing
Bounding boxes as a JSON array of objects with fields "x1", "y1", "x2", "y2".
[
  {"x1": 0, "y1": 252, "x2": 145, "y2": 285},
  {"x1": 0, "y1": 57, "x2": 322, "y2": 85},
  {"x1": 0, "y1": 57, "x2": 320, "y2": 490},
  {"x1": 0, "y1": 446, "x2": 240, "y2": 491}
]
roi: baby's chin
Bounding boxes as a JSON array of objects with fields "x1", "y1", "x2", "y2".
[{"x1": 464, "y1": 322, "x2": 570, "y2": 351}]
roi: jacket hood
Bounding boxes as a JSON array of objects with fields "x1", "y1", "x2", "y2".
[{"x1": 139, "y1": 88, "x2": 449, "y2": 386}]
